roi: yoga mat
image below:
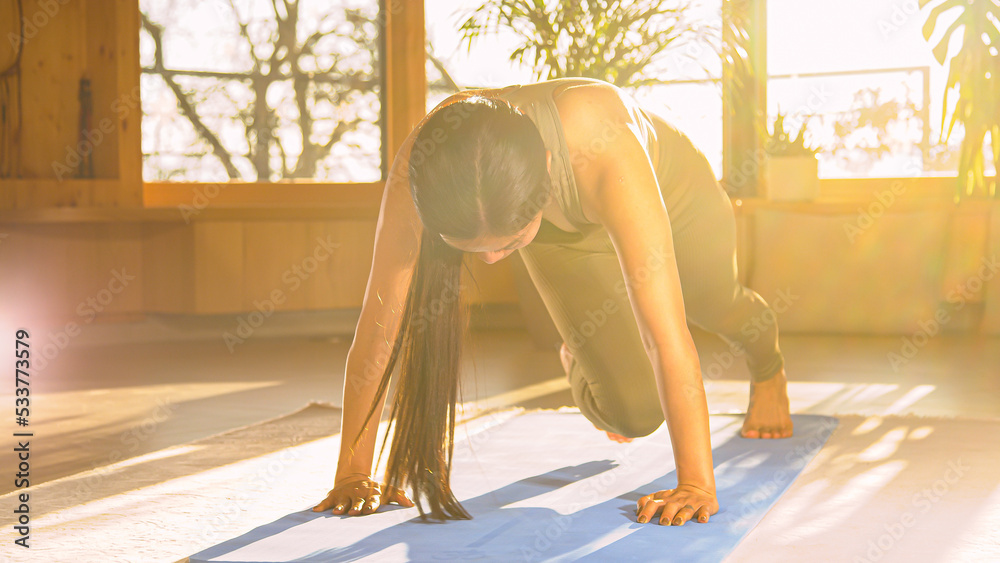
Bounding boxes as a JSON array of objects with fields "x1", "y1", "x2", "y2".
[{"x1": 188, "y1": 410, "x2": 837, "y2": 562}]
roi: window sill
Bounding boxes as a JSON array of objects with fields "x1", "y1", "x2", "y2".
[
  {"x1": 732, "y1": 197, "x2": 997, "y2": 215},
  {"x1": 0, "y1": 181, "x2": 386, "y2": 223},
  {"x1": 0, "y1": 204, "x2": 385, "y2": 224}
]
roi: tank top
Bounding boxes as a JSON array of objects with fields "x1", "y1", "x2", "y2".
[{"x1": 494, "y1": 78, "x2": 662, "y2": 240}]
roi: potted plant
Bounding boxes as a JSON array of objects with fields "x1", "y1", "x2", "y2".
[
  {"x1": 763, "y1": 112, "x2": 820, "y2": 201},
  {"x1": 921, "y1": 0, "x2": 999, "y2": 200}
]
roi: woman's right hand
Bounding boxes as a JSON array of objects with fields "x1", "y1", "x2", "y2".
[{"x1": 311, "y1": 474, "x2": 414, "y2": 516}]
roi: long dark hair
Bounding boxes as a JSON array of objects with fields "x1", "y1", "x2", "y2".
[{"x1": 357, "y1": 96, "x2": 552, "y2": 520}]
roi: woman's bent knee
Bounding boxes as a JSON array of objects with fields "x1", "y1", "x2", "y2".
[
  {"x1": 570, "y1": 361, "x2": 662, "y2": 437},
  {"x1": 610, "y1": 416, "x2": 663, "y2": 439},
  {"x1": 598, "y1": 402, "x2": 663, "y2": 438},
  {"x1": 575, "y1": 387, "x2": 663, "y2": 438}
]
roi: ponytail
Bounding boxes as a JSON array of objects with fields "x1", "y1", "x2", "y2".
[{"x1": 357, "y1": 227, "x2": 472, "y2": 521}]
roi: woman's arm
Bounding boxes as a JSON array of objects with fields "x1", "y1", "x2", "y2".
[
  {"x1": 335, "y1": 132, "x2": 423, "y2": 484},
  {"x1": 559, "y1": 85, "x2": 718, "y2": 526},
  {"x1": 317, "y1": 89, "x2": 491, "y2": 515}
]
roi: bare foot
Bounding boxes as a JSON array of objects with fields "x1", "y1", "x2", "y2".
[
  {"x1": 741, "y1": 368, "x2": 793, "y2": 439},
  {"x1": 560, "y1": 342, "x2": 634, "y2": 443}
]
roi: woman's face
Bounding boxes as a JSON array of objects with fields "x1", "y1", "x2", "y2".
[{"x1": 440, "y1": 211, "x2": 544, "y2": 264}]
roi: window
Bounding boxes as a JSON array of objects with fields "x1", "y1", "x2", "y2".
[
  {"x1": 139, "y1": 0, "x2": 382, "y2": 183},
  {"x1": 767, "y1": 0, "x2": 994, "y2": 178}
]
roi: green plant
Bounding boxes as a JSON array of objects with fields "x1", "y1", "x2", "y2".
[
  {"x1": 921, "y1": 0, "x2": 1000, "y2": 200},
  {"x1": 765, "y1": 112, "x2": 818, "y2": 157},
  {"x1": 456, "y1": 0, "x2": 706, "y2": 88}
]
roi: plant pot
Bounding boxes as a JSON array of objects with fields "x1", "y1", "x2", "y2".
[{"x1": 763, "y1": 155, "x2": 820, "y2": 201}]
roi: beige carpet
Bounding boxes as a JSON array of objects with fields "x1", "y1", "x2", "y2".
[{"x1": 1, "y1": 404, "x2": 998, "y2": 563}]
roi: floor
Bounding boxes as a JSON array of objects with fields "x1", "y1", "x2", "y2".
[{"x1": 3, "y1": 311, "x2": 998, "y2": 497}]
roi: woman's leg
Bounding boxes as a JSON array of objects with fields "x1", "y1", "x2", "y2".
[
  {"x1": 655, "y1": 129, "x2": 785, "y2": 383},
  {"x1": 518, "y1": 120, "x2": 792, "y2": 439},
  {"x1": 654, "y1": 122, "x2": 793, "y2": 438},
  {"x1": 517, "y1": 225, "x2": 664, "y2": 438}
]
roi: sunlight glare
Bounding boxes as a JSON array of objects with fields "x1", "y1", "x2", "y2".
[{"x1": 857, "y1": 426, "x2": 908, "y2": 461}]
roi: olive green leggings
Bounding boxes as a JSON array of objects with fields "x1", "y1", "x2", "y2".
[{"x1": 516, "y1": 123, "x2": 784, "y2": 438}]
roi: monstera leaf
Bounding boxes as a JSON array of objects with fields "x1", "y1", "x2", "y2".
[{"x1": 921, "y1": 0, "x2": 1000, "y2": 199}]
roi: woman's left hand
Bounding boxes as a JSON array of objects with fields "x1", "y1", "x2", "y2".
[{"x1": 635, "y1": 483, "x2": 718, "y2": 525}]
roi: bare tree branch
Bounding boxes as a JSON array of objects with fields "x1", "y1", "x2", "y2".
[
  {"x1": 226, "y1": 0, "x2": 263, "y2": 72},
  {"x1": 142, "y1": 1, "x2": 381, "y2": 182},
  {"x1": 141, "y1": 12, "x2": 242, "y2": 179}
]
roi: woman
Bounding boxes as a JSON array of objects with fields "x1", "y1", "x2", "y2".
[{"x1": 312, "y1": 77, "x2": 793, "y2": 526}]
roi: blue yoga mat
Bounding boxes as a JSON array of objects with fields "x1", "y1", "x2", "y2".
[{"x1": 189, "y1": 411, "x2": 837, "y2": 562}]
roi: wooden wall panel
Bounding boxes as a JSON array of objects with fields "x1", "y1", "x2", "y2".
[
  {"x1": 982, "y1": 206, "x2": 1000, "y2": 335},
  {"x1": 242, "y1": 221, "x2": 312, "y2": 312},
  {"x1": 749, "y1": 208, "x2": 951, "y2": 334},
  {"x1": 193, "y1": 222, "x2": 244, "y2": 314},
  {"x1": 3, "y1": 201, "x2": 997, "y2": 333},
  {"x1": 0, "y1": 223, "x2": 143, "y2": 325},
  {"x1": 142, "y1": 223, "x2": 195, "y2": 313},
  {"x1": 322, "y1": 220, "x2": 378, "y2": 309},
  {"x1": 1, "y1": 0, "x2": 140, "y2": 209},
  {"x1": 941, "y1": 203, "x2": 992, "y2": 305},
  {"x1": 241, "y1": 220, "x2": 376, "y2": 313},
  {"x1": 0, "y1": 228, "x2": 48, "y2": 323},
  {"x1": 114, "y1": 0, "x2": 142, "y2": 195},
  {"x1": 236, "y1": 219, "x2": 510, "y2": 314},
  {"x1": 82, "y1": 0, "x2": 122, "y2": 180},
  {"x1": 4, "y1": 179, "x2": 122, "y2": 209},
  {"x1": 18, "y1": 0, "x2": 86, "y2": 179},
  {"x1": 63, "y1": 223, "x2": 144, "y2": 316}
]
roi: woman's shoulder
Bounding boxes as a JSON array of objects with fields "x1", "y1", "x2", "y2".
[
  {"x1": 551, "y1": 81, "x2": 645, "y2": 225},
  {"x1": 550, "y1": 80, "x2": 642, "y2": 169},
  {"x1": 551, "y1": 79, "x2": 631, "y2": 125}
]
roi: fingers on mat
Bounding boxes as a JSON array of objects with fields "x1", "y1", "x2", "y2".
[
  {"x1": 348, "y1": 498, "x2": 366, "y2": 515},
  {"x1": 664, "y1": 505, "x2": 695, "y2": 526},
  {"x1": 636, "y1": 500, "x2": 661, "y2": 524},
  {"x1": 362, "y1": 495, "x2": 380, "y2": 515}
]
